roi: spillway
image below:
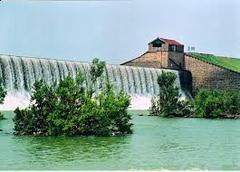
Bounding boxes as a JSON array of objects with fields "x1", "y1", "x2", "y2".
[{"x1": 0, "y1": 54, "x2": 182, "y2": 110}]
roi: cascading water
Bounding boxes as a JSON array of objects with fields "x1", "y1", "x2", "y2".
[{"x1": 0, "y1": 54, "x2": 182, "y2": 110}]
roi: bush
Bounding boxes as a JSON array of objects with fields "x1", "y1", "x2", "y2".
[
  {"x1": 13, "y1": 59, "x2": 132, "y2": 136},
  {"x1": 194, "y1": 89, "x2": 240, "y2": 118},
  {"x1": 0, "y1": 79, "x2": 6, "y2": 120},
  {"x1": 150, "y1": 71, "x2": 193, "y2": 117},
  {"x1": 14, "y1": 81, "x2": 55, "y2": 135}
]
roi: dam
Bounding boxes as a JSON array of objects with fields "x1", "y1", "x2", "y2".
[{"x1": 0, "y1": 54, "x2": 182, "y2": 110}]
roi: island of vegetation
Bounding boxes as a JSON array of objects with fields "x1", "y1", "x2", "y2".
[
  {"x1": 150, "y1": 71, "x2": 240, "y2": 119},
  {"x1": 13, "y1": 59, "x2": 132, "y2": 136}
]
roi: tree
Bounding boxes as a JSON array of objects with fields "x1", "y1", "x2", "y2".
[
  {"x1": 0, "y1": 79, "x2": 7, "y2": 120},
  {"x1": 194, "y1": 89, "x2": 240, "y2": 118},
  {"x1": 150, "y1": 71, "x2": 192, "y2": 117},
  {"x1": 13, "y1": 59, "x2": 132, "y2": 136},
  {"x1": 14, "y1": 80, "x2": 56, "y2": 135}
]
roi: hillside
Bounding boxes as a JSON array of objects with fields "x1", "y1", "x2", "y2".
[{"x1": 188, "y1": 52, "x2": 240, "y2": 73}]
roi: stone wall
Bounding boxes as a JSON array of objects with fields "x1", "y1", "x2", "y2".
[
  {"x1": 148, "y1": 43, "x2": 168, "y2": 52},
  {"x1": 185, "y1": 54, "x2": 240, "y2": 93},
  {"x1": 122, "y1": 51, "x2": 240, "y2": 94},
  {"x1": 122, "y1": 51, "x2": 169, "y2": 68},
  {"x1": 122, "y1": 51, "x2": 185, "y2": 70},
  {"x1": 168, "y1": 52, "x2": 185, "y2": 69}
]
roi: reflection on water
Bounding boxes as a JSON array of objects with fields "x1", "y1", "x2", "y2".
[
  {"x1": 21, "y1": 136, "x2": 130, "y2": 163},
  {"x1": 1, "y1": 111, "x2": 240, "y2": 170}
]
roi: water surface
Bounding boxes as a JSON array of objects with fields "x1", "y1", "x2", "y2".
[{"x1": 0, "y1": 111, "x2": 240, "y2": 170}]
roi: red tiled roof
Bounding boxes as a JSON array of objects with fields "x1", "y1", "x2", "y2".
[{"x1": 160, "y1": 38, "x2": 183, "y2": 46}]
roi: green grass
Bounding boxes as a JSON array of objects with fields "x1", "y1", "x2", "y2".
[{"x1": 188, "y1": 52, "x2": 240, "y2": 73}]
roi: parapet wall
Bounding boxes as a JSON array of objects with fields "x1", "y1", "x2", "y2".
[
  {"x1": 185, "y1": 54, "x2": 240, "y2": 94},
  {"x1": 122, "y1": 51, "x2": 169, "y2": 68}
]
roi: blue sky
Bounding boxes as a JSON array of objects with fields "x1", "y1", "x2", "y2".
[{"x1": 0, "y1": 0, "x2": 239, "y2": 64}]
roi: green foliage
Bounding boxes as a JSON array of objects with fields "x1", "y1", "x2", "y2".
[
  {"x1": 13, "y1": 81, "x2": 55, "y2": 135},
  {"x1": 0, "y1": 79, "x2": 6, "y2": 120},
  {"x1": 13, "y1": 59, "x2": 132, "y2": 136},
  {"x1": 88, "y1": 58, "x2": 106, "y2": 95},
  {"x1": 90, "y1": 58, "x2": 106, "y2": 84},
  {"x1": 0, "y1": 79, "x2": 6, "y2": 104},
  {"x1": 150, "y1": 71, "x2": 193, "y2": 117},
  {"x1": 194, "y1": 89, "x2": 240, "y2": 118}
]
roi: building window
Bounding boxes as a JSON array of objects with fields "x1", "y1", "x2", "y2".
[
  {"x1": 169, "y1": 45, "x2": 176, "y2": 52},
  {"x1": 177, "y1": 46, "x2": 184, "y2": 52},
  {"x1": 169, "y1": 45, "x2": 183, "y2": 52},
  {"x1": 152, "y1": 42, "x2": 162, "y2": 48},
  {"x1": 173, "y1": 45, "x2": 176, "y2": 51}
]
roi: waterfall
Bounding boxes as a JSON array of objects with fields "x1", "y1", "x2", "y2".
[{"x1": 0, "y1": 54, "x2": 182, "y2": 110}]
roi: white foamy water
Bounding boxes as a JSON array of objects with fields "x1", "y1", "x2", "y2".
[
  {"x1": 0, "y1": 91, "x2": 30, "y2": 111},
  {"x1": 0, "y1": 93, "x2": 152, "y2": 111},
  {"x1": 129, "y1": 95, "x2": 152, "y2": 110},
  {"x1": 0, "y1": 91, "x2": 188, "y2": 111}
]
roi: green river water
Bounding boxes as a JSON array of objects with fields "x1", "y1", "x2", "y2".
[{"x1": 0, "y1": 111, "x2": 240, "y2": 170}]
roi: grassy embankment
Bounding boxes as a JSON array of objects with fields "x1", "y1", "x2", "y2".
[{"x1": 188, "y1": 52, "x2": 240, "y2": 72}]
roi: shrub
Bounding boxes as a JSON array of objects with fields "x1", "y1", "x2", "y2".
[
  {"x1": 194, "y1": 89, "x2": 240, "y2": 118},
  {"x1": 13, "y1": 59, "x2": 132, "y2": 136},
  {"x1": 0, "y1": 79, "x2": 6, "y2": 120},
  {"x1": 14, "y1": 81, "x2": 55, "y2": 135},
  {"x1": 150, "y1": 71, "x2": 193, "y2": 117}
]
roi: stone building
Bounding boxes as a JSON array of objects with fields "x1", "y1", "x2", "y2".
[
  {"x1": 122, "y1": 38, "x2": 185, "y2": 70},
  {"x1": 121, "y1": 37, "x2": 240, "y2": 94}
]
